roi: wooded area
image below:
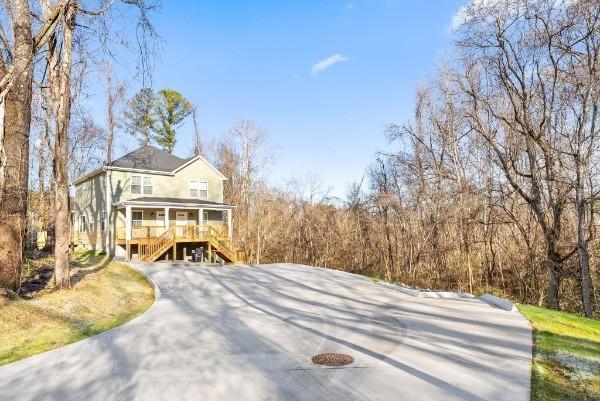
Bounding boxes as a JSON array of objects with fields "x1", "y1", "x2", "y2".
[
  {"x1": 0, "y1": 0, "x2": 158, "y2": 290},
  {"x1": 215, "y1": 1, "x2": 600, "y2": 318},
  {"x1": 0, "y1": 0, "x2": 598, "y2": 319}
]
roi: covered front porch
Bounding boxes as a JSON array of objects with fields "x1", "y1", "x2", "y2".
[
  {"x1": 113, "y1": 198, "x2": 240, "y2": 263},
  {"x1": 114, "y1": 198, "x2": 234, "y2": 244}
]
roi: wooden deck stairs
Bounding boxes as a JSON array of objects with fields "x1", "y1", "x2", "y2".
[{"x1": 138, "y1": 225, "x2": 246, "y2": 263}]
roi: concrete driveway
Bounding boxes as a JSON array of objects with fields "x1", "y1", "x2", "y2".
[{"x1": 0, "y1": 263, "x2": 532, "y2": 401}]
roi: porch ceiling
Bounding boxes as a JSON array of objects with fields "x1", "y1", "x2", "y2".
[{"x1": 113, "y1": 197, "x2": 234, "y2": 210}]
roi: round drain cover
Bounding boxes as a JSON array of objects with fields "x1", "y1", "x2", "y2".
[{"x1": 311, "y1": 353, "x2": 354, "y2": 366}]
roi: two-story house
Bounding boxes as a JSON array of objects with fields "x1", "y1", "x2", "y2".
[{"x1": 72, "y1": 145, "x2": 244, "y2": 263}]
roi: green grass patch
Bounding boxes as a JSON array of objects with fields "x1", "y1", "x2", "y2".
[
  {"x1": 518, "y1": 304, "x2": 600, "y2": 401},
  {"x1": 0, "y1": 250, "x2": 154, "y2": 366}
]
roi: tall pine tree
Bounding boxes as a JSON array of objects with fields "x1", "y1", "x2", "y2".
[{"x1": 153, "y1": 89, "x2": 192, "y2": 153}]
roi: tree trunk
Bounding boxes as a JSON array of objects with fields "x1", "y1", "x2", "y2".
[
  {"x1": 546, "y1": 250, "x2": 562, "y2": 310},
  {"x1": 0, "y1": 0, "x2": 33, "y2": 291},
  {"x1": 106, "y1": 65, "x2": 114, "y2": 164},
  {"x1": 576, "y1": 167, "x2": 594, "y2": 317},
  {"x1": 192, "y1": 105, "x2": 201, "y2": 156},
  {"x1": 256, "y1": 223, "x2": 261, "y2": 265},
  {"x1": 53, "y1": 2, "x2": 76, "y2": 289}
]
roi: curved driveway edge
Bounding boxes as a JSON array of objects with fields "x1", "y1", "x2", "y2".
[
  {"x1": 0, "y1": 263, "x2": 532, "y2": 401},
  {"x1": 129, "y1": 261, "x2": 162, "y2": 300}
]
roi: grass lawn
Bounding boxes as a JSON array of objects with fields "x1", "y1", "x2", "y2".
[
  {"x1": 519, "y1": 304, "x2": 600, "y2": 401},
  {"x1": 0, "y1": 251, "x2": 154, "y2": 366}
]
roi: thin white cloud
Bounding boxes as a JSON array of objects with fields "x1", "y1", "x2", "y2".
[
  {"x1": 450, "y1": 4, "x2": 469, "y2": 31},
  {"x1": 311, "y1": 54, "x2": 349, "y2": 76},
  {"x1": 450, "y1": 0, "x2": 491, "y2": 31},
  {"x1": 450, "y1": 0, "x2": 504, "y2": 31}
]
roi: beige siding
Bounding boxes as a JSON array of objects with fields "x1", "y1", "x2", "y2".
[
  {"x1": 109, "y1": 158, "x2": 225, "y2": 204},
  {"x1": 74, "y1": 173, "x2": 107, "y2": 250},
  {"x1": 74, "y1": 156, "x2": 228, "y2": 254}
]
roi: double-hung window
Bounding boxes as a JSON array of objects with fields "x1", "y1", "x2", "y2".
[
  {"x1": 198, "y1": 181, "x2": 208, "y2": 198},
  {"x1": 189, "y1": 181, "x2": 198, "y2": 198},
  {"x1": 131, "y1": 176, "x2": 142, "y2": 194},
  {"x1": 131, "y1": 175, "x2": 153, "y2": 195},
  {"x1": 189, "y1": 180, "x2": 208, "y2": 198},
  {"x1": 143, "y1": 177, "x2": 153, "y2": 195},
  {"x1": 79, "y1": 215, "x2": 87, "y2": 232}
]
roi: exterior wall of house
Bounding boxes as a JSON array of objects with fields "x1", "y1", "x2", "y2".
[
  {"x1": 73, "y1": 172, "x2": 107, "y2": 251},
  {"x1": 108, "y1": 157, "x2": 225, "y2": 204},
  {"x1": 74, "y1": 156, "x2": 228, "y2": 256}
]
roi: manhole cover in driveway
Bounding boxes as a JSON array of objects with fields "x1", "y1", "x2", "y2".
[{"x1": 311, "y1": 353, "x2": 354, "y2": 367}]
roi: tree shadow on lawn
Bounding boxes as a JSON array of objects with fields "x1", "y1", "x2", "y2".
[
  {"x1": 19, "y1": 251, "x2": 110, "y2": 296},
  {"x1": 69, "y1": 255, "x2": 111, "y2": 287},
  {"x1": 532, "y1": 330, "x2": 600, "y2": 401}
]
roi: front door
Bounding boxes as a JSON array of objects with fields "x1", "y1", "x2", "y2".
[
  {"x1": 176, "y1": 211, "x2": 187, "y2": 225},
  {"x1": 156, "y1": 211, "x2": 165, "y2": 226},
  {"x1": 175, "y1": 211, "x2": 188, "y2": 238}
]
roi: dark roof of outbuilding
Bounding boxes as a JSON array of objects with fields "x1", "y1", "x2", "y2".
[
  {"x1": 109, "y1": 145, "x2": 190, "y2": 172},
  {"x1": 126, "y1": 197, "x2": 233, "y2": 207}
]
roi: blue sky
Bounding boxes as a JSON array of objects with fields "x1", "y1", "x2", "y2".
[{"x1": 107, "y1": 0, "x2": 466, "y2": 198}]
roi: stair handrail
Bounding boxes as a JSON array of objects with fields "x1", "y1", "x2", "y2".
[
  {"x1": 140, "y1": 225, "x2": 175, "y2": 261},
  {"x1": 205, "y1": 225, "x2": 245, "y2": 262}
]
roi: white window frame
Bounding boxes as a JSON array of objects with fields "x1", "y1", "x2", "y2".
[
  {"x1": 79, "y1": 215, "x2": 87, "y2": 232},
  {"x1": 130, "y1": 175, "x2": 142, "y2": 194},
  {"x1": 198, "y1": 181, "x2": 208, "y2": 198},
  {"x1": 202, "y1": 210, "x2": 208, "y2": 226},
  {"x1": 143, "y1": 176, "x2": 153, "y2": 195},
  {"x1": 132, "y1": 210, "x2": 143, "y2": 227},
  {"x1": 189, "y1": 180, "x2": 198, "y2": 198},
  {"x1": 189, "y1": 180, "x2": 208, "y2": 199},
  {"x1": 100, "y1": 210, "x2": 106, "y2": 231}
]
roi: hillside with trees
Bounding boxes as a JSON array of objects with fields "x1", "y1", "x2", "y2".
[
  {"x1": 212, "y1": 0, "x2": 600, "y2": 318},
  {"x1": 0, "y1": 0, "x2": 597, "y2": 321}
]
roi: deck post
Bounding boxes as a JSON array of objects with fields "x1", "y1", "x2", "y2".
[
  {"x1": 227, "y1": 209, "x2": 233, "y2": 238},
  {"x1": 164, "y1": 207, "x2": 170, "y2": 228},
  {"x1": 198, "y1": 208, "x2": 204, "y2": 226},
  {"x1": 125, "y1": 205, "x2": 132, "y2": 262},
  {"x1": 125, "y1": 205, "x2": 132, "y2": 241},
  {"x1": 104, "y1": 170, "x2": 111, "y2": 254}
]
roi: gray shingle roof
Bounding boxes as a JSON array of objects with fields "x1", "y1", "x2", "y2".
[{"x1": 109, "y1": 145, "x2": 190, "y2": 172}]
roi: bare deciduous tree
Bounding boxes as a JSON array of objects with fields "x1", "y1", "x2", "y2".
[{"x1": 0, "y1": 0, "x2": 33, "y2": 291}]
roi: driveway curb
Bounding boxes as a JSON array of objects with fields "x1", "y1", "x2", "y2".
[
  {"x1": 129, "y1": 262, "x2": 161, "y2": 300},
  {"x1": 376, "y1": 281, "x2": 475, "y2": 299},
  {"x1": 375, "y1": 281, "x2": 518, "y2": 311},
  {"x1": 281, "y1": 263, "x2": 518, "y2": 312}
]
